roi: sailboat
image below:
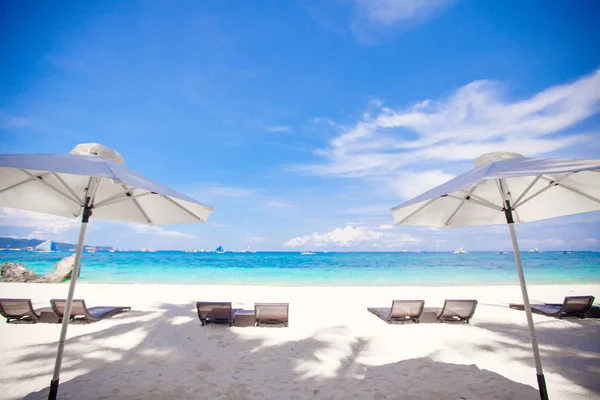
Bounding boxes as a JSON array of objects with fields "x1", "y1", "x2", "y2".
[
  {"x1": 453, "y1": 248, "x2": 468, "y2": 254},
  {"x1": 215, "y1": 245, "x2": 225, "y2": 254},
  {"x1": 301, "y1": 250, "x2": 315, "y2": 255},
  {"x1": 35, "y1": 239, "x2": 57, "y2": 252}
]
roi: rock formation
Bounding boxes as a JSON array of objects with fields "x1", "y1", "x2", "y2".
[
  {"x1": 0, "y1": 262, "x2": 39, "y2": 282},
  {"x1": 1, "y1": 254, "x2": 76, "y2": 283}
]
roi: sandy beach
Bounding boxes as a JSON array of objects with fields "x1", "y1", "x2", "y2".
[{"x1": 0, "y1": 282, "x2": 599, "y2": 400}]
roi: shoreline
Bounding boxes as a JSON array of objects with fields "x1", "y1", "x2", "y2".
[{"x1": 1, "y1": 282, "x2": 599, "y2": 399}]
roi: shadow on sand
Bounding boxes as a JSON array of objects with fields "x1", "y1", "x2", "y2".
[
  {"x1": 13, "y1": 303, "x2": 545, "y2": 399},
  {"x1": 9, "y1": 302, "x2": 596, "y2": 399}
]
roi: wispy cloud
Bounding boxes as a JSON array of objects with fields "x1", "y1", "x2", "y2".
[
  {"x1": 264, "y1": 200, "x2": 294, "y2": 208},
  {"x1": 265, "y1": 125, "x2": 291, "y2": 133},
  {"x1": 197, "y1": 185, "x2": 257, "y2": 198},
  {"x1": 350, "y1": 0, "x2": 456, "y2": 43},
  {"x1": 0, "y1": 113, "x2": 31, "y2": 130},
  {"x1": 299, "y1": 68, "x2": 600, "y2": 200},
  {"x1": 353, "y1": 0, "x2": 454, "y2": 26},
  {"x1": 128, "y1": 224, "x2": 197, "y2": 239}
]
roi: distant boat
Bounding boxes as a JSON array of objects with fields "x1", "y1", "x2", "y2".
[
  {"x1": 109, "y1": 249, "x2": 115, "y2": 253},
  {"x1": 529, "y1": 248, "x2": 541, "y2": 253},
  {"x1": 35, "y1": 240, "x2": 57, "y2": 252},
  {"x1": 86, "y1": 247, "x2": 96, "y2": 253},
  {"x1": 453, "y1": 248, "x2": 468, "y2": 254},
  {"x1": 398, "y1": 250, "x2": 408, "y2": 253},
  {"x1": 215, "y1": 245, "x2": 225, "y2": 254},
  {"x1": 301, "y1": 251, "x2": 315, "y2": 255},
  {"x1": 497, "y1": 250, "x2": 504, "y2": 254},
  {"x1": 563, "y1": 250, "x2": 572, "y2": 254},
  {"x1": 184, "y1": 249, "x2": 198, "y2": 253}
]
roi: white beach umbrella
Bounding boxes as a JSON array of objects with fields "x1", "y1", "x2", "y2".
[
  {"x1": 0, "y1": 143, "x2": 213, "y2": 400},
  {"x1": 390, "y1": 151, "x2": 600, "y2": 400}
]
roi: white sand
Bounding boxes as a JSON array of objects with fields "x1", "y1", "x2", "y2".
[{"x1": 0, "y1": 282, "x2": 599, "y2": 400}]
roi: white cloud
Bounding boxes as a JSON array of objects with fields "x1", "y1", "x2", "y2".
[
  {"x1": 349, "y1": 0, "x2": 455, "y2": 43},
  {"x1": 210, "y1": 222, "x2": 230, "y2": 228},
  {"x1": 299, "y1": 69, "x2": 600, "y2": 201},
  {"x1": 303, "y1": 69, "x2": 600, "y2": 179},
  {"x1": 246, "y1": 235, "x2": 266, "y2": 245},
  {"x1": 199, "y1": 185, "x2": 257, "y2": 198},
  {"x1": 0, "y1": 207, "x2": 79, "y2": 235},
  {"x1": 264, "y1": 200, "x2": 294, "y2": 208},
  {"x1": 265, "y1": 125, "x2": 291, "y2": 133},
  {"x1": 128, "y1": 224, "x2": 197, "y2": 239},
  {"x1": 283, "y1": 225, "x2": 421, "y2": 249},
  {"x1": 353, "y1": 0, "x2": 454, "y2": 26},
  {"x1": 0, "y1": 113, "x2": 30, "y2": 130},
  {"x1": 284, "y1": 226, "x2": 384, "y2": 248},
  {"x1": 386, "y1": 170, "x2": 454, "y2": 199},
  {"x1": 379, "y1": 224, "x2": 393, "y2": 229}
]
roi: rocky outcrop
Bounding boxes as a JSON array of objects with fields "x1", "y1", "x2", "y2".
[
  {"x1": 0, "y1": 262, "x2": 39, "y2": 282},
  {"x1": 1, "y1": 254, "x2": 76, "y2": 283}
]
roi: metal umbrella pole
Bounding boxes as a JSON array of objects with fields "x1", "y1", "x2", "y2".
[
  {"x1": 504, "y1": 201, "x2": 549, "y2": 400},
  {"x1": 49, "y1": 181, "x2": 97, "y2": 400}
]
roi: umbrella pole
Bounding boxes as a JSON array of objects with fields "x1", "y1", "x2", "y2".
[
  {"x1": 48, "y1": 206, "x2": 91, "y2": 400},
  {"x1": 507, "y1": 221, "x2": 549, "y2": 400}
]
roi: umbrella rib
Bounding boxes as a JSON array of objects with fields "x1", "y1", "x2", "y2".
[
  {"x1": 95, "y1": 191, "x2": 153, "y2": 209},
  {"x1": 459, "y1": 191, "x2": 501, "y2": 210},
  {"x1": 19, "y1": 169, "x2": 82, "y2": 207},
  {"x1": 513, "y1": 173, "x2": 574, "y2": 209},
  {"x1": 52, "y1": 173, "x2": 84, "y2": 206},
  {"x1": 512, "y1": 176, "x2": 541, "y2": 208},
  {"x1": 160, "y1": 195, "x2": 206, "y2": 222},
  {"x1": 445, "y1": 184, "x2": 480, "y2": 226},
  {"x1": 120, "y1": 184, "x2": 152, "y2": 224},
  {"x1": 445, "y1": 194, "x2": 503, "y2": 211},
  {"x1": 538, "y1": 176, "x2": 600, "y2": 204},
  {"x1": 0, "y1": 171, "x2": 52, "y2": 194},
  {"x1": 393, "y1": 198, "x2": 438, "y2": 225}
]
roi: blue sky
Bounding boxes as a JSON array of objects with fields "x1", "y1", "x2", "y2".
[{"x1": 1, "y1": 0, "x2": 599, "y2": 251}]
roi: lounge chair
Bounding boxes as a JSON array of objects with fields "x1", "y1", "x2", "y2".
[
  {"x1": 255, "y1": 303, "x2": 289, "y2": 327},
  {"x1": 51, "y1": 299, "x2": 131, "y2": 322},
  {"x1": 196, "y1": 302, "x2": 239, "y2": 326},
  {"x1": 509, "y1": 296, "x2": 595, "y2": 319},
  {"x1": 0, "y1": 298, "x2": 48, "y2": 323},
  {"x1": 430, "y1": 300, "x2": 478, "y2": 323},
  {"x1": 367, "y1": 300, "x2": 425, "y2": 324}
]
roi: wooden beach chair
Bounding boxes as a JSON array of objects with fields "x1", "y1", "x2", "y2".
[
  {"x1": 509, "y1": 296, "x2": 595, "y2": 319},
  {"x1": 51, "y1": 299, "x2": 131, "y2": 323},
  {"x1": 255, "y1": 303, "x2": 289, "y2": 327},
  {"x1": 0, "y1": 298, "x2": 48, "y2": 323},
  {"x1": 196, "y1": 301, "x2": 239, "y2": 326},
  {"x1": 367, "y1": 300, "x2": 425, "y2": 324},
  {"x1": 431, "y1": 299, "x2": 478, "y2": 323}
]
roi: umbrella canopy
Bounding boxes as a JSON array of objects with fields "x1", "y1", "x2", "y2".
[
  {"x1": 0, "y1": 143, "x2": 213, "y2": 224},
  {"x1": 0, "y1": 143, "x2": 213, "y2": 400},
  {"x1": 389, "y1": 151, "x2": 600, "y2": 400},
  {"x1": 391, "y1": 152, "x2": 600, "y2": 227}
]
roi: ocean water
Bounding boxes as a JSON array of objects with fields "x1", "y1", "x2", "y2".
[{"x1": 1, "y1": 251, "x2": 599, "y2": 286}]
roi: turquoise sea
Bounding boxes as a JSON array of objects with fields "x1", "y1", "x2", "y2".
[{"x1": 1, "y1": 251, "x2": 599, "y2": 286}]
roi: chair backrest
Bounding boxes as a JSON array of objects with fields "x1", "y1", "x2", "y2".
[
  {"x1": 255, "y1": 303, "x2": 288, "y2": 321},
  {"x1": 0, "y1": 298, "x2": 33, "y2": 317},
  {"x1": 390, "y1": 300, "x2": 425, "y2": 319},
  {"x1": 51, "y1": 299, "x2": 88, "y2": 317},
  {"x1": 197, "y1": 302, "x2": 232, "y2": 320},
  {"x1": 440, "y1": 300, "x2": 478, "y2": 319},
  {"x1": 562, "y1": 296, "x2": 595, "y2": 313}
]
